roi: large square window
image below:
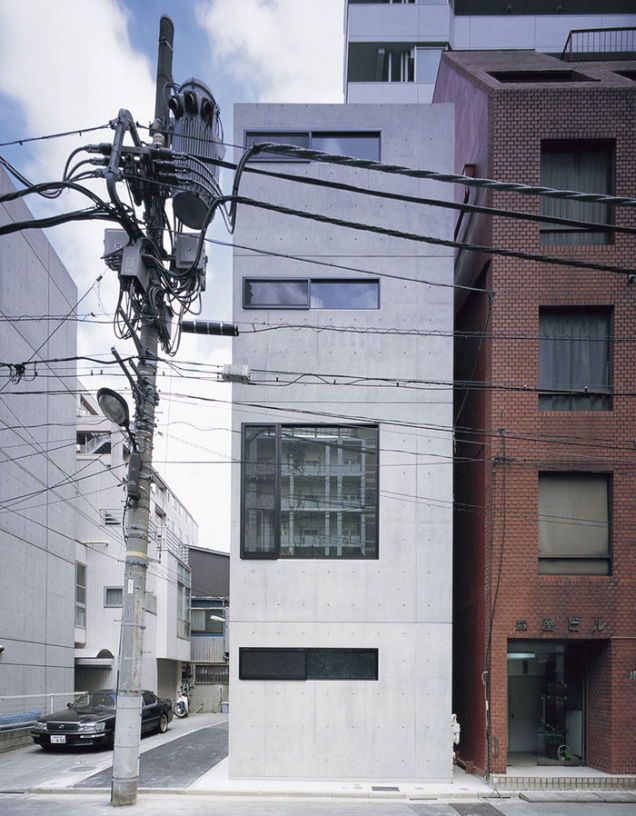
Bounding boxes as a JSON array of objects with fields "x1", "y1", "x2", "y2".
[
  {"x1": 539, "y1": 308, "x2": 611, "y2": 411},
  {"x1": 242, "y1": 425, "x2": 379, "y2": 559},
  {"x1": 538, "y1": 472, "x2": 610, "y2": 576},
  {"x1": 540, "y1": 140, "x2": 614, "y2": 246}
]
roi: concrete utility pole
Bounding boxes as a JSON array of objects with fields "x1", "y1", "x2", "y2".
[{"x1": 110, "y1": 17, "x2": 173, "y2": 807}]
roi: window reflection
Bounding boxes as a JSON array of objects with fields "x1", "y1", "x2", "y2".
[{"x1": 244, "y1": 278, "x2": 379, "y2": 310}]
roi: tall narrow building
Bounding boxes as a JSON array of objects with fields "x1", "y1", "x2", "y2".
[
  {"x1": 229, "y1": 102, "x2": 456, "y2": 780},
  {"x1": 434, "y1": 47, "x2": 636, "y2": 781}
]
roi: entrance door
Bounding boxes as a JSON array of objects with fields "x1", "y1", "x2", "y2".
[{"x1": 508, "y1": 641, "x2": 585, "y2": 765}]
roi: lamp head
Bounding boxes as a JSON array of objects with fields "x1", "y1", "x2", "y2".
[{"x1": 97, "y1": 387, "x2": 130, "y2": 429}]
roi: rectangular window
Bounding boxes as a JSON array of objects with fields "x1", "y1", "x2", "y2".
[
  {"x1": 191, "y1": 607, "x2": 225, "y2": 634},
  {"x1": 538, "y1": 472, "x2": 610, "y2": 576},
  {"x1": 104, "y1": 586, "x2": 123, "y2": 607},
  {"x1": 101, "y1": 508, "x2": 123, "y2": 526},
  {"x1": 415, "y1": 47, "x2": 443, "y2": 83},
  {"x1": 539, "y1": 308, "x2": 611, "y2": 411},
  {"x1": 540, "y1": 140, "x2": 614, "y2": 246},
  {"x1": 195, "y1": 664, "x2": 229, "y2": 685},
  {"x1": 244, "y1": 131, "x2": 380, "y2": 162},
  {"x1": 243, "y1": 278, "x2": 379, "y2": 310},
  {"x1": 144, "y1": 591, "x2": 157, "y2": 615},
  {"x1": 75, "y1": 563, "x2": 86, "y2": 628},
  {"x1": 239, "y1": 648, "x2": 378, "y2": 680},
  {"x1": 242, "y1": 424, "x2": 379, "y2": 560},
  {"x1": 177, "y1": 562, "x2": 191, "y2": 639}
]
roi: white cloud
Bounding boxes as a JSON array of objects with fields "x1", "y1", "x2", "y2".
[
  {"x1": 196, "y1": 0, "x2": 344, "y2": 103},
  {"x1": 0, "y1": 0, "x2": 155, "y2": 298}
]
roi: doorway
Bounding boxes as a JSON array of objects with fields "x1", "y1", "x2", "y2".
[{"x1": 508, "y1": 641, "x2": 585, "y2": 765}]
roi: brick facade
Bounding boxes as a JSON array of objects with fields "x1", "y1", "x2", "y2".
[{"x1": 436, "y1": 52, "x2": 636, "y2": 776}]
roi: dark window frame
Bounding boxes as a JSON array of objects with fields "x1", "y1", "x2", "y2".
[
  {"x1": 241, "y1": 423, "x2": 380, "y2": 561},
  {"x1": 244, "y1": 130, "x2": 381, "y2": 162},
  {"x1": 239, "y1": 647, "x2": 379, "y2": 681},
  {"x1": 242, "y1": 277, "x2": 380, "y2": 310},
  {"x1": 538, "y1": 471, "x2": 612, "y2": 576}
]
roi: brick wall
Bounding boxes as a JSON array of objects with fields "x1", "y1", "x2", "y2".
[{"x1": 453, "y1": 78, "x2": 636, "y2": 775}]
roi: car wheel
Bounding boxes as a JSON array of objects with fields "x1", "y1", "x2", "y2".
[{"x1": 157, "y1": 713, "x2": 168, "y2": 734}]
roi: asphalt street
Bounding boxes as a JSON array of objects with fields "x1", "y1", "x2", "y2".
[
  {"x1": 77, "y1": 722, "x2": 228, "y2": 788},
  {"x1": 1, "y1": 714, "x2": 635, "y2": 815},
  {"x1": 2, "y1": 794, "x2": 636, "y2": 816}
]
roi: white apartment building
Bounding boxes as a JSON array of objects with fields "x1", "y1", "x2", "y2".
[
  {"x1": 345, "y1": 0, "x2": 636, "y2": 103},
  {"x1": 74, "y1": 389, "x2": 197, "y2": 699},
  {"x1": 230, "y1": 103, "x2": 455, "y2": 780},
  {"x1": 0, "y1": 166, "x2": 77, "y2": 699}
]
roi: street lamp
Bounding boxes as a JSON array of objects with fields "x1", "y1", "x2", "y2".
[
  {"x1": 97, "y1": 387, "x2": 134, "y2": 443},
  {"x1": 96, "y1": 387, "x2": 140, "y2": 504}
]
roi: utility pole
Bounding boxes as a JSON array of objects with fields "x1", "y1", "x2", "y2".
[
  {"x1": 110, "y1": 17, "x2": 173, "y2": 808},
  {"x1": 100, "y1": 16, "x2": 232, "y2": 806}
]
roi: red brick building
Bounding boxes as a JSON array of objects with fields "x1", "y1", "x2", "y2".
[{"x1": 434, "y1": 49, "x2": 636, "y2": 777}]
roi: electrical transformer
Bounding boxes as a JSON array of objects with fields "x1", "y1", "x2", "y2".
[{"x1": 169, "y1": 78, "x2": 225, "y2": 229}]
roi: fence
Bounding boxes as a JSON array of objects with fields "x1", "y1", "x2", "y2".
[
  {"x1": 0, "y1": 691, "x2": 85, "y2": 731},
  {"x1": 561, "y1": 27, "x2": 636, "y2": 61}
]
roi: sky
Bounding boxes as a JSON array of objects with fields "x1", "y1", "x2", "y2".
[{"x1": 0, "y1": 0, "x2": 345, "y2": 550}]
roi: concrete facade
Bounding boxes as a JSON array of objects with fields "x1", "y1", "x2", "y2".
[
  {"x1": 229, "y1": 103, "x2": 455, "y2": 780},
  {"x1": 345, "y1": 1, "x2": 636, "y2": 103},
  {"x1": 0, "y1": 166, "x2": 77, "y2": 698}
]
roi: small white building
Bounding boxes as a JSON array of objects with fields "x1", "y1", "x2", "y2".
[
  {"x1": 74, "y1": 388, "x2": 197, "y2": 699},
  {"x1": 345, "y1": 0, "x2": 636, "y2": 103},
  {"x1": 229, "y1": 103, "x2": 455, "y2": 780}
]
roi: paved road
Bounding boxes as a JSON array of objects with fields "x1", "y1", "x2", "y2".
[
  {"x1": 0, "y1": 712, "x2": 226, "y2": 792},
  {"x1": 1, "y1": 794, "x2": 636, "y2": 816},
  {"x1": 77, "y1": 722, "x2": 228, "y2": 788}
]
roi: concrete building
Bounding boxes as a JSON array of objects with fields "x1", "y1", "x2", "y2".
[
  {"x1": 74, "y1": 388, "x2": 197, "y2": 700},
  {"x1": 433, "y1": 49, "x2": 636, "y2": 778},
  {"x1": 0, "y1": 166, "x2": 77, "y2": 700},
  {"x1": 345, "y1": 1, "x2": 636, "y2": 104},
  {"x1": 229, "y1": 103, "x2": 455, "y2": 780}
]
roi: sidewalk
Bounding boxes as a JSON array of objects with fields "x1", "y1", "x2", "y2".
[{"x1": 1, "y1": 713, "x2": 634, "y2": 805}]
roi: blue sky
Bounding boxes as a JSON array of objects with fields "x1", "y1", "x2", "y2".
[{"x1": 0, "y1": 0, "x2": 344, "y2": 548}]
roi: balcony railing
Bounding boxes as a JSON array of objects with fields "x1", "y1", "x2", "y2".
[{"x1": 561, "y1": 27, "x2": 636, "y2": 61}]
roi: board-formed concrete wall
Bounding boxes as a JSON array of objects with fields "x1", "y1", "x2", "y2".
[{"x1": 229, "y1": 104, "x2": 454, "y2": 780}]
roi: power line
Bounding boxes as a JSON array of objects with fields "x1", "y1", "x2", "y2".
[
  {"x1": 228, "y1": 194, "x2": 636, "y2": 277},
  {"x1": 0, "y1": 123, "x2": 111, "y2": 149}
]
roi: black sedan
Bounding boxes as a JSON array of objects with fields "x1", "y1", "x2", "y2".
[{"x1": 31, "y1": 689, "x2": 173, "y2": 750}]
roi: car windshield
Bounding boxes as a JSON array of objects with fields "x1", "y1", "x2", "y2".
[{"x1": 71, "y1": 692, "x2": 116, "y2": 710}]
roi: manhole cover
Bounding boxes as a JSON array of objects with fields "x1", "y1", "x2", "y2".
[
  {"x1": 67, "y1": 765, "x2": 96, "y2": 773},
  {"x1": 372, "y1": 786, "x2": 400, "y2": 791}
]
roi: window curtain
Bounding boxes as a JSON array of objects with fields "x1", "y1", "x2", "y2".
[
  {"x1": 539, "y1": 310, "x2": 610, "y2": 410},
  {"x1": 538, "y1": 473, "x2": 609, "y2": 575},
  {"x1": 540, "y1": 144, "x2": 613, "y2": 245}
]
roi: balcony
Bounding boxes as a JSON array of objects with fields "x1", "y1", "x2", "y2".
[{"x1": 561, "y1": 27, "x2": 636, "y2": 61}]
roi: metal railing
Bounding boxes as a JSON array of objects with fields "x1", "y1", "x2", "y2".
[
  {"x1": 561, "y1": 27, "x2": 636, "y2": 61},
  {"x1": 0, "y1": 692, "x2": 85, "y2": 730}
]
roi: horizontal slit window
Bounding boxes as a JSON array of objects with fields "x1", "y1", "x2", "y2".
[
  {"x1": 244, "y1": 130, "x2": 380, "y2": 162},
  {"x1": 244, "y1": 278, "x2": 379, "y2": 310},
  {"x1": 239, "y1": 648, "x2": 378, "y2": 680}
]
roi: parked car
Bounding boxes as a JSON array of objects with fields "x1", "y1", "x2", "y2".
[{"x1": 31, "y1": 690, "x2": 172, "y2": 750}]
